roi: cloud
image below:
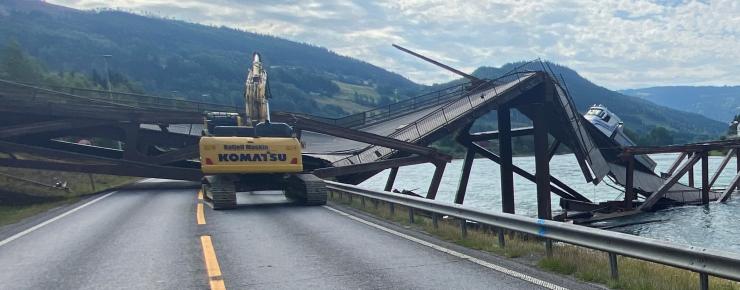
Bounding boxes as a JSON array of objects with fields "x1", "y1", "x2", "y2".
[{"x1": 49, "y1": 0, "x2": 740, "y2": 89}]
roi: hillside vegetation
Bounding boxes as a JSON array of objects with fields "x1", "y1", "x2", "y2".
[
  {"x1": 621, "y1": 86, "x2": 740, "y2": 123},
  {"x1": 0, "y1": 0, "x2": 419, "y2": 117}
]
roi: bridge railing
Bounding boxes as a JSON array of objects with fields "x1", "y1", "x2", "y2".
[
  {"x1": 326, "y1": 181, "x2": 740, "y2": 287},
  {"x1": 332, "y1": 65, "x2": 540, "y2": 166},
  {"x1": 0, "y1": 79, "x2": 238, "y2": 114}
]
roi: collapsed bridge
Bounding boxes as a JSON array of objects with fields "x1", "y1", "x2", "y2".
[{"x1": 1, "y1": 59, "x2": 738, "y2": 222}]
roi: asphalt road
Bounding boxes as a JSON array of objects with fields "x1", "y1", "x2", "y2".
[{"x1": 0, "y1": 180, "x2": 597, "y2": 290}]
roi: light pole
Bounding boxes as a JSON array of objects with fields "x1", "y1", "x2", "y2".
[{"x1": 101, "y1": 54, "x2": 112, "y2": 97}]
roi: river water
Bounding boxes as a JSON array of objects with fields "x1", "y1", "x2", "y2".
[{"x1": 359, "y1": 153, "x2": 740, "y2": 254}]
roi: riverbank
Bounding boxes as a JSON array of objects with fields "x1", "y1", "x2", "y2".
[{"x1": 0, "y1": 167, "x2": 138, "y2": 226}]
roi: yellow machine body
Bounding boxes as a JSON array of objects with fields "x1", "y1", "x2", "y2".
[{"x1": 199, "y1": 136, "x2": 303, "y2": 174}]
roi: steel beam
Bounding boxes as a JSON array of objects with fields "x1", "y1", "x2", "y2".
[
  {"x1": 313, "y1": 155, "x2": 430, "y2": 178},
  {"x1": 384, "y1": 167, "x2": 399, "y2": 192},
  {"x1": 0, "y1": 119, "x2": 115, "y2": 139},
  {"x1": 701, "y1": 151, "x2": 709, "y2": 204},
  {"x1": 533, "y1": 103, "x2": 551, "y2": 219},
  {"x1": 468, "y1": 127, "x2": 533, "y2": 141},
  {"x1": 709, "y1": 148, "x2": 734, "y2": 189},
  {"x1": 274, "y1": 112, "x2": 451, "y2": 163},
  {"x1": 468, "y1": 141, "x2": 590, "y2": 202},
  {"x1": 498, "y1": 106, "x2": 515, "y2": 214},
  {"x1": 150, "y1": 144, "x2": 200, "y2": 165},
  {"x1": 426, "y1": 162, "x2": 446, "y2": 199},
  {"x1": 0, "y1": 157, "x2": 201, "y2": 181},
  {"x1": 547, "y1": 140, "x2": 561, "y2": 161},
  {"x1": 624, "y1": 157, "x2": 635, "y2": 209},
  {"x1": 454, "y1": 148, "x2": 476, "y2": 204},
  {"x1": 688, "y1": 153, "x2": 695, "y2": 187},
  {"x1": 719, "y1": 170, "x2": 740, "y2": 202},
  {"x1": 639, "y1": 153, "x2": 702, "y2": 211},
  {"x1": 664, "y1": 152, "x2": 687, "y2": 177}
]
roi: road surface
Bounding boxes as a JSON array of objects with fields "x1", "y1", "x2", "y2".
[{"x1": 0, "y1": 179, "x2": 596, "y2": 289}]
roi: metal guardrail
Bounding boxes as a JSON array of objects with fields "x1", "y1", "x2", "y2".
[{"x1": 325, "y1": 181, "x2": 740, "y2": 287}]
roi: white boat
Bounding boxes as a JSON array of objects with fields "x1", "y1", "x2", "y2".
[{"x1": 583, "y1": 105, "x2": 657, "y2": 171}]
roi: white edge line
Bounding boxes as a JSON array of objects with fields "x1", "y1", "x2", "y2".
[
  {"x1": 323, "y1": 205, "x2": 569, "y2": 290},
  {"x1": 0, "y1": 191, "x2": 118, "y2": 247}
]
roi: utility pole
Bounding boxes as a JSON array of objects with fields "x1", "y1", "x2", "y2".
[{"x1": 102, "y1": 54, "x2": 113, "y2": 98}]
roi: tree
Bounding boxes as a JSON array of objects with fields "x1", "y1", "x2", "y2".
[{"x1": 0, "y1": 41, "x2": 44, "y2": 83}]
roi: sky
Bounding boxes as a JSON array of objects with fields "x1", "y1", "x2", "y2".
[{"x1": 47, "y1": 0, "x2": 740, "y2": 90}]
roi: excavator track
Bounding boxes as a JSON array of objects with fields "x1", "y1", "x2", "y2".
[
  {"x1": 285, "y1": 174, "x2": 327, "y2": 206},
  {"x1": 203, "y1": 176, "x2": 237, "y2": 210}
]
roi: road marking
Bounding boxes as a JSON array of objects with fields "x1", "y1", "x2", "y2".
[
  {"x1": 0, "y1": 191, "x2": 117, "y2": 248},
  {"x1": 197, "y1": 203, "x2": 206, "y2": 225},
  {"x1": 323, "y1": 205, "x2": 568, "y2": 290},
  {"x1": 200, "y1": 235, "x2": 226, "y2": 290},
  {"x1": 198, "y1": 190, "x2": 203, "y2": 200}
]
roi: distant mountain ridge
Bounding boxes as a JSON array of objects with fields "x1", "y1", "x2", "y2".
[{"x1": 620, "y1": 86, "x2": 740, "y2": 123}]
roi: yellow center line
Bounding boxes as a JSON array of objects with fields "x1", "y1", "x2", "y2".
[
  {"x1": 200, "y1": 235, "x2": 226, "y2": 290},
  {"x1": 198, "y1": 190, "x2": 203, "y2": 200},
  {"x1": 196, "y1": 203, "x2": 206, "y2": 225}
]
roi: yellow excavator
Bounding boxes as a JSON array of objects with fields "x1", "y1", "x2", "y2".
[{"x1": 199, "y1": 53, "x2": 327, "y2": 209}]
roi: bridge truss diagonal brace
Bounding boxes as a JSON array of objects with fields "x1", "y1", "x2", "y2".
[
  {"x1": 638, "y1": 153, "x2": 702, "y2": 211},
  {"x1": 312, "y1": 155, "x2": 433, "y2": 179},
  {"x1": 0, "y1": 119, "x2": 116, "y2": 139},
  {"x1": 274, "y1": 113, "x2": 452, "y2": 163},
  {"x1": 455, "y1": 136, "x2": 591, "y2": 203},
  {"x1": 0, "y1": 140, "x2": 202, "y2": 181}
]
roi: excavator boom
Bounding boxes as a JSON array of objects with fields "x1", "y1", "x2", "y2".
[{"x1": 244, "y1": 53, "x2": 269, "y2": 126}]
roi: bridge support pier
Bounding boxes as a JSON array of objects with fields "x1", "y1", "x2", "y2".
[
  {"x1": 426, "y1": 162, "x2": 446, "y2": 199},
  {"x1": 498, "y1": 106, "x2": 515, "y2": 214},
  {"x1": 454, "y1": 148, "x2": 476, "y2": 204},
  {"x1": 701, "y1": 151, "x2": 709, "y2": 204},
  {"x1": 533, "y1": 102, "x2": 551, "y2": 220},
  {"x1": 384, "y1": 167, "x2": 399, "y2": 192}
]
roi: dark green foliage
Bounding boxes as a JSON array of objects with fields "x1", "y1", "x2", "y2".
[{"x1": 0, "y1": 1, "x2": 419, "y2": 117}]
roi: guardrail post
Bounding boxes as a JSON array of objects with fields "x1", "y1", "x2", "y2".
[
  {"x1": 389, "y1": 203, "x2": 395, "y2": 215},
  {"x1": 545, "y1": 240, "x2": 553, "y2": 258},
  {"x1": 608, "y1": 252, "x2": 619, "y2": 280},
  {"x1": 408, "y1": 207, "x2": 415, "y2": 223},
  {"x1": 361, "y1": 196, "x2": 366, "y2": 208},
  {"x1": 699, "y1": 272, "x2": 708, "y2": 290},
  {"x1": 460, "y1": 219, "x2": 467, "y2": 239},
  {"x1": 373, "y1": 199, "x2": 378, "y2": 210},
  {"x1": 498, "y1": 229, "x2": 506, "y2": 248},
  {"x1": 432, "y1": 213, "x2": 439, "y2": 229}
]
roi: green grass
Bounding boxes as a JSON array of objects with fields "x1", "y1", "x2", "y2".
[
  {"x1": 0, "y1": 199, "x2": 77, "y2": 227},
  {"x1": 329, "y1": 192, "x2": 740, "y2": 290},
  {"x1": 333, "y1": 80, "x2": 381, "y2": 101},
  {"x1": 0, "y1": 166, "x2": 139, "y2": 226}
]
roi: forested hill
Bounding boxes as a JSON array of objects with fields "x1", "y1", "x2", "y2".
[
  {"x1": 0, "y1": 0, "x2": 420, "y2": 117},
  {"x1": 620, "y1": 86, "x2": 740, "y2": 123}
]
